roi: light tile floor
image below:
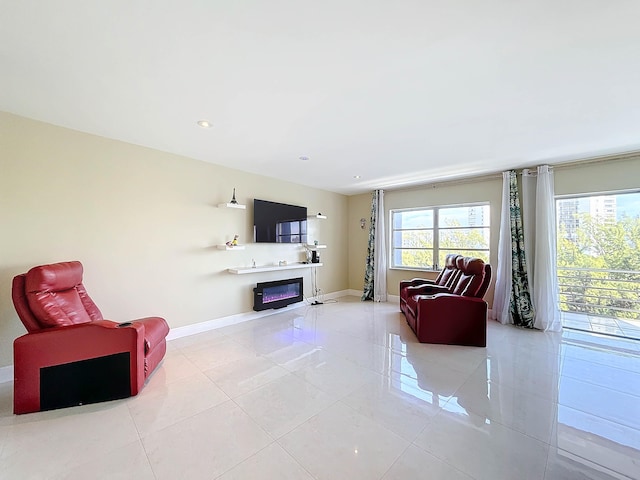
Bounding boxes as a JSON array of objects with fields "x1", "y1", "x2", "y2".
[{"x1": 1, "y1": 296, "x2": 639, "y2": 479}]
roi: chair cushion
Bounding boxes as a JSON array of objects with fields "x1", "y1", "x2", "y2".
[
  {"x1": 25, "y1": 261, "x2": 83, "y2": 293},
  {"x1": 24, "y1": 261, "x2": 101, "y2": 328}
]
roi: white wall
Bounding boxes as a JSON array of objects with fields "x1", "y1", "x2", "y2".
[{"x1": 0, "y1": 112, "x2": 349, "y2": 368}]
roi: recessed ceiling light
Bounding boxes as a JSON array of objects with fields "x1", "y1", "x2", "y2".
[
  {"x1": 299, "y1": 156, "x2": 309, "y2": 161},
  {"x1": 353, "y1": 175, "x2": 361, "y2": 179},
  {"x1": 197, "y1": 120, "x2": 213, "y2": 128}
]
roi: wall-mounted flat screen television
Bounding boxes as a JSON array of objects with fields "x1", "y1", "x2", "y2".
[{"x1": 253, "y1": 199, "x2": 307, "y2": 244}]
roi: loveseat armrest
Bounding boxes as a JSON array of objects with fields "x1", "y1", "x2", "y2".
[
  {"x1": 414, "y1": 294, "x2": 487, "y2": 347},
  {"x1": 13, "y1": 321, "x2": 146, "y2": 414},
  {"x1": 400, "y1": 278, "x2": 437, "y2": 290},
  {"x1": 405, "y1": 284, "x2": 451, "y2": 296}
]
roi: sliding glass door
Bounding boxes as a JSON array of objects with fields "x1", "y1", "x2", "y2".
[{"x1": 556, "y1": 190, "x2": 640, "y2": 339}]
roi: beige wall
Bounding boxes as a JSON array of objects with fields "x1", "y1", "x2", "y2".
[
  {"x1": 347, "y1": 155, "x2": 640, "y2": 310},
  {"x1": 0, "y1": 112, "x2": 349, "y2": 368},
  {"x1": 347, "y1": 193, "x2": 372, "y2": 293},
  {"x1": 379, "y1": 177, "x2": 502, "y2": 305},
  {"x1": 3, "y1": 110, "x2": 638, "y2": 369},
  {"x1": 554, "y1": 155, "x2": 640, "y2": 195}
]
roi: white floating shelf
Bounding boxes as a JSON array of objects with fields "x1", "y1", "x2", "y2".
[
  {"x1": 308, "y1": 214, "x2": 327, "y2": 219},
  {"x1": 306, "y1": 244, "x2": 327, "y2": 249},
  {"x1": 228, "y1": 263, "x2": 323, "y2": 274},
  {"x1": 218, "y1": 203, "x2": 246, "y2": 209},
  {"x1": 216, "y1": 245, "x2": 246, "y2": 250}
]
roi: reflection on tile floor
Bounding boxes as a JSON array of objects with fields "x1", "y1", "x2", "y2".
[{"x1": 1, "y1": 296, "x2": 639, "y2": 479}]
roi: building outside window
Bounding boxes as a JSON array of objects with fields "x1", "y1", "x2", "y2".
[{"x1": 390, "y1": 203, "x2": 490, "y2": 270}]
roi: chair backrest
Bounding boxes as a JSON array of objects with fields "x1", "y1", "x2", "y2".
[
  {"x1": 451, "y1": 257, "x2": 486, "y2": 297},
  {"x1": 12, "y1": 274, "x2": 41, "y2": 333},
  {"x1": 13, "y1": 261, "x2": 103, "y2": 331}
]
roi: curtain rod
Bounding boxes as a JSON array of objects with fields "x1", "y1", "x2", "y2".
[
  {"x1": 549, "y1": 149, "x2": 640, "y2": 171},
  {"x1": 385, "y1": 149, "x2": 640, "y2": 193}
]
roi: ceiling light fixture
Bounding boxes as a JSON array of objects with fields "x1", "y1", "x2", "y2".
[
  {"x1": 299, "y1": 156, "x2": 309, "y2": 161},
  {"x1": 197, "y1": 120, "x2": 213, "y2": 128},
  {"x1": 353, "y1": 175, "x2": 361, "y2": 179}
]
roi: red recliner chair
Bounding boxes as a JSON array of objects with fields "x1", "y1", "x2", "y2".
[{"x1": 12, "y1": 261, "x2": 170, "y2": 414}]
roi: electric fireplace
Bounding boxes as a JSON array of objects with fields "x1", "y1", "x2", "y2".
[{"x1": 253, "y1": 277, "x2": 303, "y2": 311}]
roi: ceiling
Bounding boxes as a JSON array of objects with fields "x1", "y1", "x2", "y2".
[{"x1": 2, "y1": 1, "x2": 640, "y2": 195}]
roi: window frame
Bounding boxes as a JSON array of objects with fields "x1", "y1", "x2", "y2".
[{"x1": 390, "y1": 202, "x2": 490, "y2": 272}]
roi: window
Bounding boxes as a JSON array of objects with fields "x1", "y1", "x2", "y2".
[
  {"x1": 391, "y1": 203, "x2": 490, "y2": 270},
  {"x1": 556, "y1": 190, "x2": 640, "y2": 334}
]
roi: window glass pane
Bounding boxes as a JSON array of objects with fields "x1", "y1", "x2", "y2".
[
  {"x1": 394, "y1": 249, "x2": 434, "y2": 268},
  {"x1": 439, "y1": 205, "x2": 490, "y2": 227},
  {"x1": 393, "y1": 210, "x2": 433, "y2": 229},
  {"x1": 393, "y1": 230, "x2": 433, "y2": 248},
  {"x1": 439, "y1": 227, "x2": 490, "y2": 250},
  {"x1": 391, "y1": 203, "x2": 490, "y2": 270},
  {"x1": 438, "y1": 249, "x2": 490, "y2": 267}
]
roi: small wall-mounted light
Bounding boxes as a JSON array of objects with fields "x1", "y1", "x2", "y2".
[{"x1": 360, "y1": 217, "x2": 367, "y2": 229}]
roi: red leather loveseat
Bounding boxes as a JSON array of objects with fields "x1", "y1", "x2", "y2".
[
  {"x1": 400, "y1": 255, "x2": 491, "y2": 347},
  {"x1": 12, "y1": 261, "x2": 170, "y2": 414}
]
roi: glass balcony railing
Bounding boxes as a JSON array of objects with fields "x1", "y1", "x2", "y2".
[{"x1": 557, "y1": 266, "x2": 640, "y2": 318}]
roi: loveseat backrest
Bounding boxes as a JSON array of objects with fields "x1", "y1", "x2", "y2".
[
  {"x1": 20, "y1": 261, "x2": 103, "y2": 329},
  {"x1": 476, "y1": 264, "x2": 492, "y2": 299},
  {"x1": 437, "y1": 254, "x2": 461, "y2": 287},
  {"x1": 451, "y1": 257, "x2": 486, "y2": 297}
]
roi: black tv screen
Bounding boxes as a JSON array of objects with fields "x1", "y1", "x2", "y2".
[{"x1": 253, "y1": 199, "x2": 308, "y2": 244}]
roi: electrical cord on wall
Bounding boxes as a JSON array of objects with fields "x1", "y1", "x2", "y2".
[{"x1": 310, "y1": 266, "x2": 323, "y2": 305}]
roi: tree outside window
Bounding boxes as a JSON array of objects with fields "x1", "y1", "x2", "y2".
[{"x1": 391, "y1": 204, "x2": 490, "y2": 270}]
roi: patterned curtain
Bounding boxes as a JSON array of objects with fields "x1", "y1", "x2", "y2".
[
  {"x1": 507, "y1": 170, "x2": 535, "y2": 327},
  {"x1": 362, "y1": 190, "x2": 377, "y2": 301}
]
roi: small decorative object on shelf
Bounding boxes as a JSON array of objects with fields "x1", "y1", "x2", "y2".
[
  {"x1": 225, "y1": 234, "x2": 240, "y2": 247},
  {"x1": 230, "y1": 188, "x2": 238, "y2": 205}
]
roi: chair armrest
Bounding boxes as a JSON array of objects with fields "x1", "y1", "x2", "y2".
[
  {"x1": 130, "y1": 316, "x2": 169, "y2": 353},
  {"x1": 13, "y1": 321, "x2": 146, "y2": 414}
]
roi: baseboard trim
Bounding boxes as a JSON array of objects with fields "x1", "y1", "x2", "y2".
[
  {"x1": 344, "y1": 290, "x2": 398, "y2": 303},
  {"x1": 167, "y1": 289, "x2": 355, "y2": 341},
  {"x1": 0, "y1": 365, "x2": 13, "y2": 384}
]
